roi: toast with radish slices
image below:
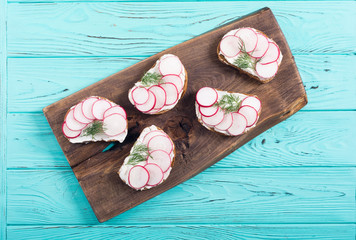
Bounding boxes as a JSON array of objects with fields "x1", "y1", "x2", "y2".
[
  {"x1": 218, "y1": 27, "x2": 282, "y2": 83},
  {"x1": 195, "y1": 87, "x2": 261, "y2": 136},
  {"x1": 118, "y1": 125, "x2": 175, "y2": 190},
  {"x1": 62, "y1": 96, "x2": 128, "y2": 143},
  {"x1": 128, "y1": 54, "x2": 188, "y2": 114}
]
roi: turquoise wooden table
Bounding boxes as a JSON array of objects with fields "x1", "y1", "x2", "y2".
[{"x1": 1, "y1": 0, "x2": 355, "y2": 239}]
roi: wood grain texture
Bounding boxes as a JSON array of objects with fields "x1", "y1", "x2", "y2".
[
  {"x1": 7, "y1": 168, "x2": 356, "y2": 225},
  {"x1": 7, "y1": 111, "x2": 356, "y2": 169},
  {"x1": 7, "y1": 2, "x2": 356, "y2": 56},
  {"x1": 43, "y1": 8, "x2": 307, "y2": 222},
  {"x1": 7, "y1": 55, "x2": 356, "y2": 112},
  {"x1": 7, "y1": 224, "x2": 356, "y2": 240}
]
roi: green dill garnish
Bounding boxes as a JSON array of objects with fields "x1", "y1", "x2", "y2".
[
  {"x1": 141, "y1": 72, "x2": 162, "y2": 87},
  {"x1": 233, "y1": 39, "x2": 256, "y2": 69},
  {"x1": 83, "y1": 121, "x2": 104, "y2": 138},
  {"x1": 215, "y1": 94, "x2": 241, "y2": 113},
  {"x1": 128, "y1": 144, "x2": 150, "y2": 165}
]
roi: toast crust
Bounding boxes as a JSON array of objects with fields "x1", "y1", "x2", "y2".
[{"x1": 217, "y1": 29, "x2": 281, "y2": 84}]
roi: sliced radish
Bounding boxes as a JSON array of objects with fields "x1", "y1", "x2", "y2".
[
  {"x1": 199, "y1": 105, "x2": 219, "y2": 117},
  {"x1": 131, "y1": 87, "x2": 149, "y2": 105},
  {"x1": 201, "y1": 108, "x2": 224, "y2": 126},
  {"x1": 159, "y1": 55, "x2": 183, "y2": 76},
  {"x1": 128, "y1": 165, "x2": 150, "y2": 190},
  {"x1": 103, "y1": 113, "x2": 127, "y2": 136},
  {"x1": 160, "y1": 83, "x2": 179, "y2": 106},
  {"x1": 135, "y1": 91, "x2": 156, "y2": 112},
  {"x1": 65, "y1": 109, "x2": 88, "y2": 131},
  {"x1": 73, "y1": 102, "x2": 92, "y2": 124},
  {"x1": 227, "y1": 113, "x2": 247, "y2": 136},
  {"x1": 148, "y1": 135, "x2": 173, "y2": 154},
  {"x1": 196, "y1": 87, "x2": 218, "y2": 107},
  {"x1": 214, "y1": 112, "x2": 233, "y2": 131},
  {"x1": 224, "y1": 29, "x2": 239, "y2": 37},
  {"x1": 142, "y1": 130, "x2": 167, "y2": 145},
  {"x1": 241, "y1": 96, "x2": 261, "y2": 112},
  {"x1": 82, "y1": 97, "x2": 98, "y2": 120},
  {"x1": 149, "y1": 85, "x2": 167, "y2": 110},
  {"x1": 162, "y1": 74, "x2": 184, "y2": 93},
  {"x1": 249, "y1": 33, "x2": 269, "y2": 59},
  {"x1": 219, "y1": 35, "x2": 242, "y2": 58},
  {"x1": 147, "y1": 150, "x2": 171, "y2": 173},
  {"x1": 92, "y1": 99, "x2": 112, "y2": 120},
  {"x1": 255, "y1": 61, "x2": 278, "y2": 79},
  {"x1": 144, "y1": 163, "x2": 164, "y2": 186},
  {"x1": 238, "y1": 106, "x2": 258, "y2": 127},
  {"x1": 62, "y1": 122, "x2": 81, "y2": 139},
  {"x1": 104, "y1": 105, "x2": 127, "y2": 119},
  {"x1": 235, "y1": 28, "x2": 258, "y2": 53},
  {"x1": 259, "y1": 42, "x2": 280, "y2": 65}
]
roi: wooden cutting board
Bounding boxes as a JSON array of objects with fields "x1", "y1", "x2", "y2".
[{"x1": 43, "y1": 7, "x2": 307, "y2": 223}]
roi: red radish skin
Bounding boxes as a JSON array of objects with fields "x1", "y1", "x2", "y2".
[
  {"x1": 103, "y1": 105, "x2": 127, "y2": 119},
  {"x1": 196, "y1": 87, "x2": 218, "y2": 107},
  {"x1": 241, "y1": 96, "x2": 261, "y2": 112},
  {"x1": 198, "y1": 105, "x2": 219, "y2": 117},
  {"x1": 131, "y1": 87, "x2": 149, "y2": 105},
  {"x1": 128, "y1": 165, "x2": 150, "y2": 190},
  {"x1": 144, "y1": 163, "x2": 164, "y2": 186},
  {"x1": 255, "y1": 61, "x2": 279, "y2": 79},
  {"x1": 92, "y1": 99, "x2": 112, "y2": 120},
  {"x1": 147, "y1": 150, "x2": 172, "y2": 173},
  {"x1": 160, "y1": 83, "x2": 179, "y2": 106},
  {"x1": 219, "y1": 35, "x2": 242, "y2": 58},
  {"x1": 238, "y1": 106, "x2": 258, "y2": 127},
  {"x1": 249, "y1": 33, "x2": 269, "y2": 59},
  {"x1": 102, "y1": 113, "x2": 127, "y2": 137},
  {"x1": 73, "y1": 102, "x2": 92, "y2": 124},
  {"x1": 201, "y1": 108, "x2": 225, "y2": 126},
  {"x1": 136, "y1": 91, "x2": 156, "y2": 113},
  {"x1": 65, "y1": 109, "x2": 88, "y2": 131},
  {"x1": 81, "y1": 97, "x2": 98, "y2": 120},
  {"x1": 158, "y1": 55, "x2": 183, "y2": 76},
  {"x1": 227, "y1": 113, "x2": 247, "y2": 136},
  {"x1": 260, "y1": 42, "x2": 280, "y2": 65},
  {"x1": 148, "y1": 135, "x2": 173, "y2": 155},
  {"x1": 62, "y1": 122, "x2": 81, "y2": 139},
  {"x1": 142, "y1": 130, "x2": 167, "y2": 145},
  {"x1": 214, "y1": 112, "x2": 233, "y2": 131},
  {"x1": 162, "y1": 74, "x2": 184, "y2": 93},
  {"x1": 148, "y1": 85, "x2": 167, "y2": 110},
  {"x1": 235, "y1": 28, "x2": 258, "y2": 53}
]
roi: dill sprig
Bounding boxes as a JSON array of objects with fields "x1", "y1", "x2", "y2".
[
  {"x1": 215, "y1": 94, "x2": 241, "y2": 114},
  {"x1": 128, "y1": 144, "x2": 150, "y2": 165},
  {"x1": 233, "y1": 39, "x2": 256, "y2": 69},
  {"x1": 141, "y1": 72, "x2": 162, "y2": 87},
  {"x1": 83, "y1": 121, "x2": 104, "y2": 138}
]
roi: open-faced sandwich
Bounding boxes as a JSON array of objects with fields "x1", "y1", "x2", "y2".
[
  {"x1": 62, "y1": 96, "x2": 128, "y2": 143},
  {"x1": 218, "y1": 27, "x2": 282, "y2": 83},
  {"x1": 119, "y1": 125, "x2": 174, "y2": 190},
  {"x1": 195, "y1": 87, "x2": 261, "y2": 136},
  {"x1": 128, "y1": 54, "x2": 188, "y2": 114}
]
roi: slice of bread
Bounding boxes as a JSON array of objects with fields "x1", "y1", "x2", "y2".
[
  {"x1": 128, "y1": 54, "x2": 188, "y2": 114},
  {"x1": 218, "y1": 27, "x2": 282, "y2": 83},
  {"x1": 62, "y1": 96, "x2": 128, "y2": 143},
  {"x1": 195, "y1": 87, "x2": 261, "y2": 136},
  {"x1": 118, "y1": 125, "x2": 175, "y2": 191}
]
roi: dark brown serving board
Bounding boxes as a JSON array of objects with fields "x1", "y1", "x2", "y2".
[{"x1": 43, "y1": 7, "x2": 307, "y2": 222}]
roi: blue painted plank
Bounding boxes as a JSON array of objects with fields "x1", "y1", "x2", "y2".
[
  {"x1": 6, "y1": 167, "x2": 356, "y2": 225},
  {"x1": 6, "y1": 2, "x2": 356, "y2": 57},
  {"x1": 7, "y1": 55, "x2": 356, "y2": 112},
  {"x1": 6, "y1": 111, "x2": 356, "y2": 169},
  {"x1": 7, "y1": 224, "x2": 356, "y2": 240}
]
